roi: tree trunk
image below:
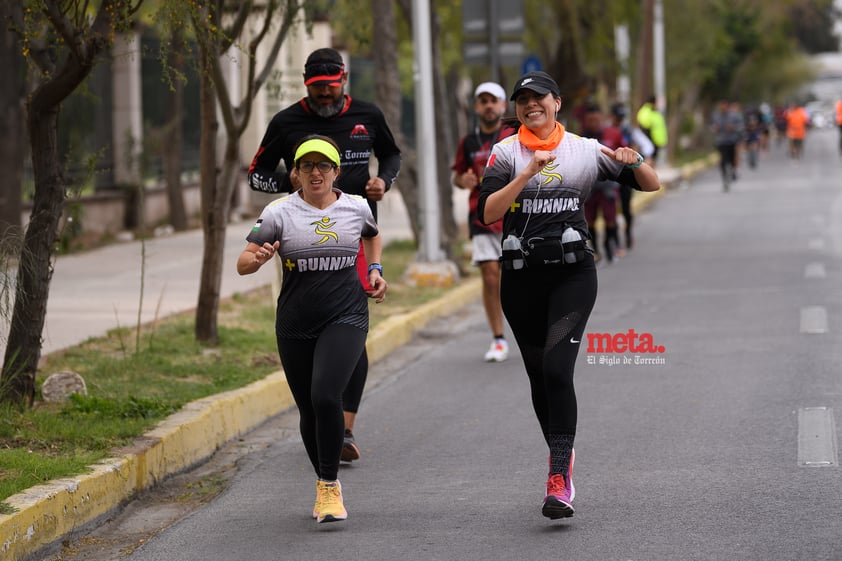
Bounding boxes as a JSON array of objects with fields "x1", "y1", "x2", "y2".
[
  {"x1": 672, "y1": 85, "x2": 701, "y2": 161},
  {"x1": 375, "y1": 0, "x2": 420, "y2": 244},
  {"x1": 1, "y1": 0, "x2": 135, "y2": 407},
  {"x1": 194, "y1": 55, "x2": 221, "y2": 344},
  {"x1": 547, "y1": 2, "x2": 592, "y2": 127},
  {"x1": 430, "y1": 6, "x2": 459, "y2": 259},
  {"x1": 1, "y1": 106, "x2": 63, "y2": 406},
  {"x1": 163, "y1": 27, "x2": 188, "y2": 231},
  {"x1": 0, "y1": 4, "x2": 24, "y2": 248},
  {"x1": 196, "y1": 133, "x2": 239, "y2": 346}
]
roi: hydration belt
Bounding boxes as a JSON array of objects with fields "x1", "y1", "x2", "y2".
[{"x1": 501, "y1": 236, "x2": 590, "y2": 269}]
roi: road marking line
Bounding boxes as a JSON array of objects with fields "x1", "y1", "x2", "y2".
[
  {"x1": 804, "y1": 262, "x2": 826, "y2": 279},
  {"x1": 797, "y1": 407, "x2": 838, "y2": 467},
  {"x1": 800, "y1": 306, "x2": 828, "y2": 334}
]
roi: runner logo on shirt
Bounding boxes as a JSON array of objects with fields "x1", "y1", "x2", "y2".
[
  {"x1": 540, "y1": 162, "x2": 563, "y2": 185},
  {"x1": 311, "y1": 216, "x2": 339, "y2": 245},
  {"x1": 350, "y1": 124, "x2": 370, "y2": 140}
]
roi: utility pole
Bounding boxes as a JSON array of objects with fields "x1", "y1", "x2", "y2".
[
  {"x1": 406, "y1": 0, "x2": 458, "y2": 286},
  {"x1": 615, "y1": 23, "x2": 631, "y2": 104},
  {"x1": 653, "y1": 0, "x2": 666, "y2": 112},
  {"x1": 412, "y1": 0, "x2": 440, "y2": 263},
  {"x1": 653, "y1": 0, "x2": 667, "y2": 163},
  {"x1": 488, "y1": 0, "x2": 499, "y2": 83}
]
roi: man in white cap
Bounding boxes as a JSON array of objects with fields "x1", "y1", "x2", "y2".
[{"x1": 451, "y1": 82, "x2": 516, "y2": 362}]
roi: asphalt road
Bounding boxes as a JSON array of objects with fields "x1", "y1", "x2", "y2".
[{"x1": 42, "y1": 128, "x2": 842, "y2": 561}]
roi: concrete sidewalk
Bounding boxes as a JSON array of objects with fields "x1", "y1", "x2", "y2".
[
  {"x1": 0, "y1": 161, "x2": 704, "y2": 561},
  {"x1": 0, "y1": 185, "x2": 424, "y2": 359}
]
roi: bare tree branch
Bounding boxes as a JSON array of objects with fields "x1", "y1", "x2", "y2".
[
  {"x1": 253, "y1": 0, "x2": 298, "y2": 92},
  {"x1": 42, "y1": 1, "x2": 82, "y2": 58},
  {"x1": 221, "y1": 0, "x2": 252, "y2": 53}
]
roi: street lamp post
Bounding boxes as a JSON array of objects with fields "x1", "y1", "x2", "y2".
[
  {"x1": 654, "y1": 0, "x2": 666, "y2": 110},
  {"x1": 406, "y1": 0, "x2": 458, "y2": 286},
  {"x1": 411, "y1": 0, "x2": 441, "y2": 263}
]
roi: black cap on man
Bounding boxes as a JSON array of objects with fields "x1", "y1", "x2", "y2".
[{"x1": 304, "y1": 48, "x2": 345, "y2": 87}]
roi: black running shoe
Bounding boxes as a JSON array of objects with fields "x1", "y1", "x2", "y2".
[{"x1": 341, "y1": 429, "x2": 360, "y2": 462}]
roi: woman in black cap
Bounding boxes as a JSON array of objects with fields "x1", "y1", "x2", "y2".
[{"x1": 477, "y1": 71, "x2": 660, "y2": 520}]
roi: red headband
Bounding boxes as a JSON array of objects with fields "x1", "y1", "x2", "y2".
[{"x1": 304, "y1": 63, "x2": 345, "y2": 87}]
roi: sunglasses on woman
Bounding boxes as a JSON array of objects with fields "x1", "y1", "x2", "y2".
[{"x1": 298, "y1": 161, "x2": 337, "y2": 173}]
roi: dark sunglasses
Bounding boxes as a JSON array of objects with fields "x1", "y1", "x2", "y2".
[
  {"x1": 304, "y1": 63, "x2": 344, "y2": 77},
  {"x1": 298, "y1": 161, "x2": 336, "y2": 173}
]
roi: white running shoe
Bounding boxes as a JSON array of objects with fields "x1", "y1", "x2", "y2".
[{"x1": 484, "y1": 340, "x2": 509, "y2": 362}]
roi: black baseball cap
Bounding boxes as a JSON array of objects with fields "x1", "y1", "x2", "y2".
[
  {"x1": 304, "y1": 48, "x2": 345, "y2": 87},
  {"x1": 510, "y1": 71, "x2": 560, "y2": 101},
  {"x1": 611, "y1": 102, "x2": 627, "y2": 118}
]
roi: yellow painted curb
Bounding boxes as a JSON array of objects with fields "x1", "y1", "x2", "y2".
[
  {"x1": 0, "y1": 277, "x2": 483, "y2": 561},
  {"x1": 0, "y1": 373, "x2": 295, "y2": 561},
  {"x1": 367, "y1": 277, "x2": 482, "y2": 365}
]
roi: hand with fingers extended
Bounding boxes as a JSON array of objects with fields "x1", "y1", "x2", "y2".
[{"x1": 600, "y1": 146, "x2": 642, "y2": 167}]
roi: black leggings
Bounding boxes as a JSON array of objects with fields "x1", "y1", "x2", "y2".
[
  {"x1": 717, "y1": 143, "x2": 737, "y2": 175},
  {"x1": 500, "y1": 257, "x2": 597, "y2": 440},
  {"x1": 619, "y1": 183, "x2": 633, "y2": 249},
  {"x1": 838, "y1": 124, "x2": 842, "y2": 154},
  {"x1": 277, "y1": 324, "x2": 367, "y2": 481},
  {"x1": 343, "y1": 350, "x2": 367, "y2": 413}
]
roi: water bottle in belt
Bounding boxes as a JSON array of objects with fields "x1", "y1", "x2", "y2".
[
  {"x1": 562, "y1": 226, "x2": 584, "y2": 264},
  {"x1": 502, "y1": 234, "x2": 524, "y2": 270}
]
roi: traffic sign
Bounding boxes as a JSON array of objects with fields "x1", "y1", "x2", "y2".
[
  {"x1": 462, "y1": 0, "x2": 524, "y2": 67},
  {"x1": 521, "y1": 55, "x2": 542, "y2": 74}
]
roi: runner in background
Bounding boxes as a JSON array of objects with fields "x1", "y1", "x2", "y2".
[
  {"x1": 710, "y1": 99, "x2": 744, "y2": 192},
  {"x1": 610, "y1": 102, "x2": 653, "y2": 251},
  {"x1": 784, "y1": 101, "x2": 810, "y2": 160},
  {"x1": 452, "y1": 82, "x2": 516, "y2": 362},
  {"x1": 835, "y1": 96, "x2": 842, "y2": 157},
  {"x1": 580, "y1": 104, "x2": 622, "y2": 263},
  {"x1": 636, "y1": 95, "x2": 668, "y2": 167}
]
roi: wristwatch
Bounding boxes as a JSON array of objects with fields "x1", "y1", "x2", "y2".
[
  {"x1": 627, "y1": 152, "x2": 644, "y2": 169},
  {"x1": 368, "y1": 263, "x2": 383, "y2": 275}
]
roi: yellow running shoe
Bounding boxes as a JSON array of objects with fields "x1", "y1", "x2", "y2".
[
  {"x1": 312, "y1": 480, "x2": 320, "y2": 519},
  {"x1": 315, "y1": 479, "x2": 347, "y2": 523}
]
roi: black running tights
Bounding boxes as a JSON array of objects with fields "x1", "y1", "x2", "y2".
[
  {"x1": 717, "y1": 143, "x2": 737, "y2": 175},
  {"x1": 500, "y1": 258, "x2": 597, "y2": 441},
  {"x1": 342, "y1": 349, "x2": 367, "y2": 413},
  {"x1": 277, "y1": 324, "x2": 367, "y2": 481},
  {"x1": 619, "y1": 183, "x2": 633, "y2": 249}
]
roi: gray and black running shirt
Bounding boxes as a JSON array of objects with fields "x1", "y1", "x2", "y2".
[
  {"x1": 247, "y1": 189, "x2": 379, "y2": 339},
  {"x1": 478, "y1": 130, "x2": 642, "y2": 241}
]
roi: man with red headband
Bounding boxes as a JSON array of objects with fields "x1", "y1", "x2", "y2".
[{"x1": 248, "y1": 48, "x2": 401, "y2": 464}]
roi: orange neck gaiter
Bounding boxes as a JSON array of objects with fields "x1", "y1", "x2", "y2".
[{"x1": 518, "y1": 122, "x2": 565, "y2": 151}]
